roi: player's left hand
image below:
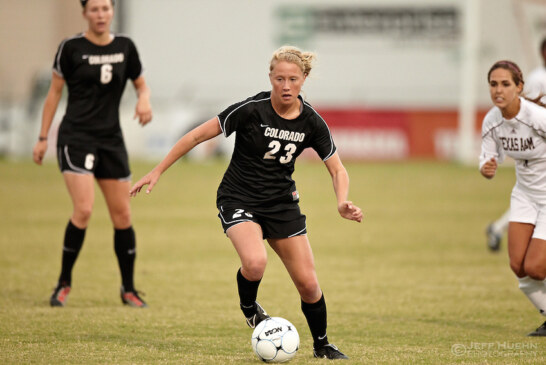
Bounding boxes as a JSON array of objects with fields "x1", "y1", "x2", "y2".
[
  {"x1": 129, "y1": 169, "x2": 161, "y2": 197},
  {"x1": 134, "y1": 98, "x2": 152, "y2": 126},
  {"x1": 338, "y1": 201, "x2": 363, "y2": 223}
]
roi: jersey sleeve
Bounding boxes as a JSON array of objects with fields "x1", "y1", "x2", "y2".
[
  {"x1": 310, "y1": 113, "x2": 337, "y2": 161},
  {"x1": 524, "y1": 101, "x2": 546, "y2": 138},
  {"x1": 217, "y1": 97, "x2": 253, "y2": 137},
  {"x1": 479, "y1": 114, "x2": 504, "y2": 170},
  {"x1": 52, "y1": 39, "x2": 72, "y2": 79},
  {"x1": 126, "y1": 38, "x2": 143, "y2": 80}
]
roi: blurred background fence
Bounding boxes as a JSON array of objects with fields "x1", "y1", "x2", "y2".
[{"x1": 1, "y1": 0, "x2": 546, "y2": 163}]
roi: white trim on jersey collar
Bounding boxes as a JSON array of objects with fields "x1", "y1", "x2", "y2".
[{"x1": 219, "y1": 97, "x2": 271, "y2": 137}]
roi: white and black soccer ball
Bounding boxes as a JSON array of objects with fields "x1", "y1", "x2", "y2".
[{"x1": 251, "y1": 317, "x2": 299, "y2": 362}]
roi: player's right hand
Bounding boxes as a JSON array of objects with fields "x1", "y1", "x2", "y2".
[
  {"x1": 129, "y1": 170, "x2": 160, "y2": 197},
  {"x1": 32, "y1": 141, "x2": 48, "y2": 165},
  {"x1": 480, "y1": 157, "x2": 497, "y2": 179}
]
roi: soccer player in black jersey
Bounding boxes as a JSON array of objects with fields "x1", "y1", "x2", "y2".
[
  {"x1": 130, "y1": 46, "x2": 362, "y2": 359},
  {"x1": 32, "y1": 0, "x2": 152, "y2": 308}
]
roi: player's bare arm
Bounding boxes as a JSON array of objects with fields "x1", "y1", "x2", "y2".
[
  {"x1": 324, "y1": 153, "x2": 363, "y2": 223},
  {"x1": 33, "y1": 72, "x2": 65, "y2": 165},
  {"x1": 130, "y1": 118, "x2": 222, "y2": 196},
  {"x1": 132, "y1": 76, "x2": 152, "y2": 126}
]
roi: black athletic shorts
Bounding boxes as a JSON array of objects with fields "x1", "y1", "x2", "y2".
[
  {"x1": 217, "y1": 202, "x2": 307, "y2": 239},
  {"x1": 57, "y1": 143, "x2": 131, "y2": 180}
]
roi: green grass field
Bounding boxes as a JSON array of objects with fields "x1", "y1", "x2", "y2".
[{"x1": 1, "y1": 158, "x2": 544, "y2": 364}]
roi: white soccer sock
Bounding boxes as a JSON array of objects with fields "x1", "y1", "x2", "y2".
[
  {"x1": 518, "y1": 276, "x2": 546, "y2": 316},
  {"x1": 492, "y1": 209, "x2": 510, "y2": 234}
]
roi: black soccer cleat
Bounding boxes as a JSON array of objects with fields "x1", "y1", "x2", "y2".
[
  {"x1": 120, "y1": 286, "x2": 148, "y2": 308},
  {"x1": 313, "y1": 344, "x2": 349, "y2": 360},
  {"x1": 241, "y1": 301, "x2": 270, "y2": 328},
  {"x1": 528, "y1": 321, "x2": 546, "y2": 336},
  {"x1": 50, "y1": 282, "x2": 71, "y2": 307},
  {"x1": 486, "y1": 223, "x2": 502, "y2": 252}
]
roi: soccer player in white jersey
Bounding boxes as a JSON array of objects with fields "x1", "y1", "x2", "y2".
[
  {"x1": 480, "y1": 60, "x2": 546, "y2": 336},
  {"x1": 526, "y1": 38, "x2": 546, "y2": 101},
  {"x1": 32, "y1": 0, "x2": 152, "y2": 308},
  {"x1": 486, "y1": 38, "x2": 546, "y2": 252},
  {"x1": 130, "y1": 46, "x2": 362, "y2": 359}
]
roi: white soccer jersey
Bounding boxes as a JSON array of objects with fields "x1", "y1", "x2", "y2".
[{"x1": 480, "y1": 97, "x2": 546, "y2": 200}]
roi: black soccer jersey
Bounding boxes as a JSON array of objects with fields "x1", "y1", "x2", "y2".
[
  {"x1": 53, "y1": 33, "x2": 142, "y2": 145},
  {"x1": 216, "y1": 91, "x2": 336, "y2": 207}
]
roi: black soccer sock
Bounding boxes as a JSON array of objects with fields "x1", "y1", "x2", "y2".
[
  {"x1": 114, "y1": 226, "x2": 136, "y2": 292},
  {"x1": 237, "y1": 268, "x2": 262, "y2": 316},
  {"x1": 301, "y1": 293, "x2": 329, "y2": 348},
  {"x1": 58, "y1": 220, "x2": 86, "y2": 286}
]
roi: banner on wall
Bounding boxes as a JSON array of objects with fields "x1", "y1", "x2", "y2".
[
  {"x1": 314, "y1": 108, "x2": 486, "y2": 161},
  {"x1": 275, "y1": 5, "x2": 460, "y2": 46}
]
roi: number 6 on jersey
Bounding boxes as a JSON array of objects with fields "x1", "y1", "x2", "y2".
[{"x1": 100, "y1": 64, "x2": 113, "y2": 84}]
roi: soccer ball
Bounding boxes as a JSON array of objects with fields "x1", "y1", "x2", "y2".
[{"x1": 251, "y1": 317, "x2": 299, "y2": 362}]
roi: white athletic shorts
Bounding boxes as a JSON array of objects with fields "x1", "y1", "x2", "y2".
[{"x1": 510, "y1": 186, "x2": 546, "y2": 240}]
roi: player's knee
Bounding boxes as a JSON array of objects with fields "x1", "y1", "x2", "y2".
[
  {"x1": 523, "y1": 261, "x2": 546, "y2": 280},
  {"x1": 509, "y1": 260, "x2": 525, "y2": 277},
  {"x1": 73, "y1": 206, "x2": 93, "y2": 225},
  {"x1": 242, "y1": 257, "x2": 267, "y2": 281},
  {"x1": 112, "y1": 210, "x2": 131, "y2": 228},
  {"x1": 296, "y1": 278, "x2": 320, "y2": 301}
]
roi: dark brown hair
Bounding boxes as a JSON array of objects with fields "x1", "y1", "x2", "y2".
[
  {"x1": 487, "y1": 60, "x2": 523, "y2": 85},
  {"x1": 80, "y1": 0, "x2": 115, "y2": 8}
]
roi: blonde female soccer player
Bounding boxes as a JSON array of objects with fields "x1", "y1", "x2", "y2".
[
  {"x1": 33, "y1": 0, "x2": 152, "y2": 307},
  {"x1": 480, "y1": 60, "x2": 546, "y2": 336},
  {"x1": 130, "y1": 46, "x2": 362, "y2": 359}
]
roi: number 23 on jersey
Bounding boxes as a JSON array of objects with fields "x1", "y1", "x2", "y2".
[{"x1": 263, "y1": 140, "x2": 297, "y2": 164}]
